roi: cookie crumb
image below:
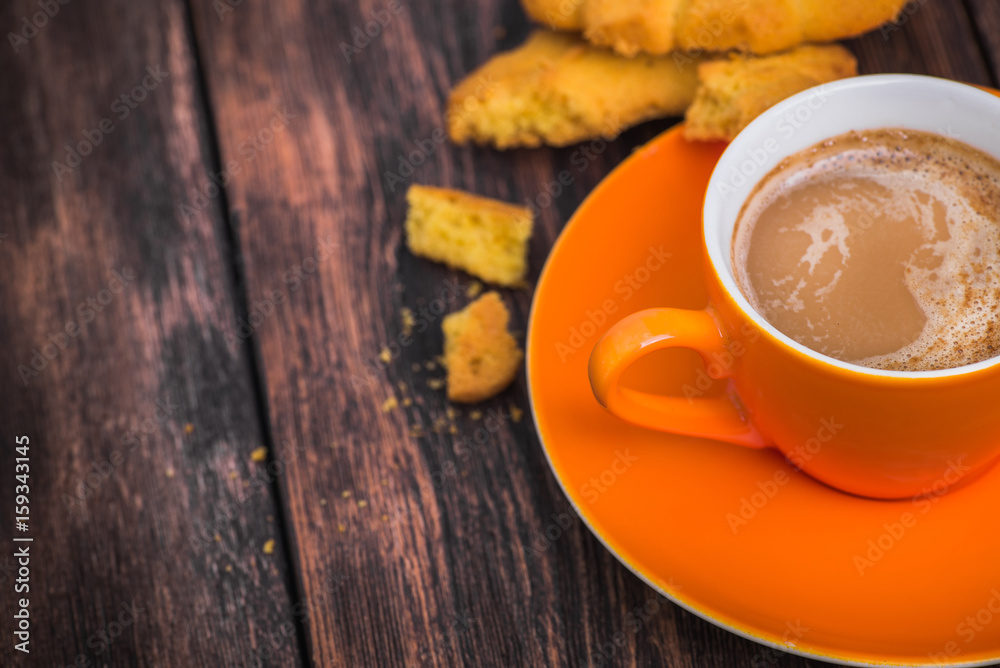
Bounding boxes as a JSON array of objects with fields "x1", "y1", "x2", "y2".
[
  {"x1": 250, "y1": 447, "x2": 268, "y2": 463},
  {"x1": 405, "y1": 185, "x2": 533, "y2": 286},
  {"x1": 427, "y1": 378, "x2": 446, "y2": 390},
  {"x1": 357, "y1": 500, "x2": 368, "y2": 508},
  {"x1": 401, "y1": 307, "x2": 416, "y2": 337},
  {"x1": 685, "y1": 45, "x2": 858, "y2": 142},
  {"x1": 319, "y1": 499, "x2": 327, "y2": 506},
  {"x1": 341, "y1": 490, "x2": 352, "y2": 499},
  {"x1": 402, "y1": 397, "x2": 413, "y2": 407},
  {"x1": 442, "y1": 293, "x2": 523, "y2": 403},
  {"x1": 165, "y1": 467, "x2": 175, "y2": 479},
  {"x1": 381, "y1": 397, "x2": 399, "y2": 413},
  {"x1": 229, "y1": 471, "x2": 238, "y2": 480},
  {"x1": 338, "y1": 523, "x2": 346, "y2": 533},
  {"x1": 225, "y1": 565, "x2": 233, "y2": 573},
  {"x1": 467, "y1": 280, "x2": 483, "y2": 298},
  {"x1": 214, "y1": 534, "x2": 222, "y2": 543},
  {"x1": 469, "y1": 410, "x2": 483, "y2": 420},
  {"x1": 263, "y1": 539, "x2": 275, "y2": 555},
  {"x1": 510, "y1": 405, "x2": 524, "y2": 423},
  {"x1": 184, "y1": 423, "x2": 195, "y2": 434}
]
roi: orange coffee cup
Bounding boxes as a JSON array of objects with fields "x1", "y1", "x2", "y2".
[{"x1": 588, "y1": 75, "x2": 1000, "y2": 499}]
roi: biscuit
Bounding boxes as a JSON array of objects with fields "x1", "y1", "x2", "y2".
[
  {"x1": 684, "y1": 44, "x2": 857, "y2": 141},
  {"x1": 522, "y1": 0, "x2": 906, "y2": 56},
  {"x1": 447, "y1": 30, "x2": 700, "y2": 149},
  {"x1": 583, "y1": 0, "x2": 680, "y2": 56},
  {"x1": 442, "y1": 292, "x2": 523, "y2": 403},
  {"x1": 521, "y1": 0, "x2": 585, "y2": 30},
  {"x1": 405, "y1": 185, "x2": 533, "y2": 287}
]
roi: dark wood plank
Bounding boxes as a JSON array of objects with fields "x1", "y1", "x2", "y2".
[
  {"x1": 187, "y1": 1, "x2": 988, "y2": 667},
  {"x1": 0, "y1": 0, "x2": 302, "y2": 664},
  {"x1": 846, "y1": 0, "x2": 992, "y2": 83},
  {"x1": 965, "y1": 0, "x2": 1000, "y2": 84}
]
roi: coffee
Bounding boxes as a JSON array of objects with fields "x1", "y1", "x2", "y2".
[{"x1": 732, "y1": 128, "x2": 1000, "y2": 371}]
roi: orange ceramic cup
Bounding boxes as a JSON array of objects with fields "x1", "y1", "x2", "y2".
[{"x1": 589, "y1": 75, "x2": 1000, "y2": 499}]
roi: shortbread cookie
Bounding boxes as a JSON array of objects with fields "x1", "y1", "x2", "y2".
[
  {"x1": 447, "y1": 30, "x2": 700, "y2": 149},
  {"x1": 521, "y1": 0, "x2": 585, "y2": 30},
  {"x1": 442, "y1": 292, "x2": 523, "y2": 403},
  {"x1": 684, "y1": 44, "x2": 857, "y2": 141},
  {"x1": 522, "y1": 0, "x2": 906, "y2": 57},
  {"x1": 405, "y1": 185, "x2": 533, "y2": 287},
  {"x1": 582, "y1": 0, "x2": 680, "y2": 56}
]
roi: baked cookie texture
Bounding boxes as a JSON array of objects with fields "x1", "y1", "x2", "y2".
[
  {"x1": 442, "y1": 292, "x2": 523, "y2": 403},
  {"x1": 583, "y1": 0, "x2": 682, "y2": 56},
  {"x1": 522, "y1": 0, "x2": 906, "y2": 56},
  {"x1": 405, "y1": 185, "x2": 533, "y2": 287},
  {"x1": 521, "y1": 0, "x2": 585, "y2": 30},
  {"x1": 447, "y1": 30, "x2": 700, "y2": 149},
  {"x1": 684, "y1": 44, "x2": 857, "y2": 141}
]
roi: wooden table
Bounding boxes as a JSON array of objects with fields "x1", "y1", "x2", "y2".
[{"x1": 2, "y1": 0, "x2": 999, "y2": 665}]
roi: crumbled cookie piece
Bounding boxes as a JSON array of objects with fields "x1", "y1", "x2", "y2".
[
  {"x1": 406, "y1": 185, "x2": 533, "y2": 287},
  {"x1": 442, "y1": 292, "x2": 523, "y2": 403},
  {"x1": 685, "y1": 45, "x2": 857, "y2": 141},
  {"x1": 447, "y1": 30, "x2": 700, "y2": 149}
]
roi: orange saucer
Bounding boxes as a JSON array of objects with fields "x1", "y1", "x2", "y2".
[{"x1": 527, "y1": 125, "x2": 1000, "y2": 666}]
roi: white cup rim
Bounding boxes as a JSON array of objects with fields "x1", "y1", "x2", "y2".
[{"x1": 703, "y1": 74, "x2": 1000, "y2": 379}]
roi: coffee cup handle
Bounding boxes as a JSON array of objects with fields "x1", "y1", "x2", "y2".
[{"x1": 588, "y1": 308, "x2": 769, "y2": 448}]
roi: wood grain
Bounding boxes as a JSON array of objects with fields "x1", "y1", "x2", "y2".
[
  {"x1": 6, "y1": 0, "x2": 998, "y2": 664},
  {"x1": 184, "y1": 0, "x2": 999, "y2": 666},
  {"x1": 965, "y1": 0, "x2": 1000, "y2": 85},
  {"x1": 845, "y1": 0, "x2": 992, "y2": 83},
  {"x1": 0, "y1": 0, "x2": 301, "y2": 665}
]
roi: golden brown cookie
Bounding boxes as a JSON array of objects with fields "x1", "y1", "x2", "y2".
[
  {"x1": 523, "y1": 0, "x2": 906, "y2": 57},
  {"x1": 447, "y1": 30, "x2": 700, "y2": 149},
  {"x1": 405, "y1": 185, "x2": 533, "y2": 287},
  {"x1": 684, "y1": 44, "x2": 857, "y2": 141},
  {"x1": 442, "y1": 292, "x2": 523, "y2": 403},
  {"x1": 583, "y1": 0, "x2": 681, "y2": 56},
  {"x1": 521, "y1": 0, "x2": 585, "y2": 30}
]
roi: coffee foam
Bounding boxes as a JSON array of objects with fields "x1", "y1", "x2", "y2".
[{"x1": 733, "y1": 129, "x2": 1000, "y2": 371}]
